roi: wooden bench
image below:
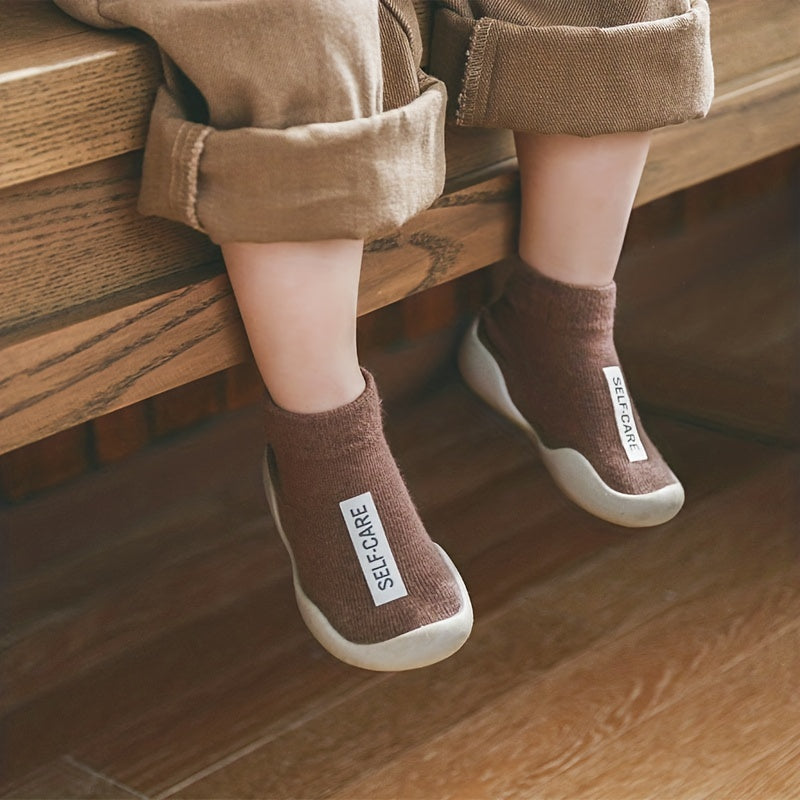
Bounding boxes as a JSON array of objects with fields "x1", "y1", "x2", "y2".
[{"x1": 2, "y1": 0, "x2": 799, "y2": 455}]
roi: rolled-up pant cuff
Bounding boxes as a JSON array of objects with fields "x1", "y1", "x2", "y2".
[
  {"x1": 138, "y1": 79, "x2": 447, "y2": 244},
  {"x1": 430, "y1": 0, "x2": 714, "y2": 136}
]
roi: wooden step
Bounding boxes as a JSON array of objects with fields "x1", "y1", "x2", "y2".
[
  {"x1": 1, "y1": 0, "x2": 799, "y2": 454},
  {"x1": 0, "y1": 169, "x2": 518, "y2": 453},
  {"x1": 0, "y1": 2, "x2": 159, "y2": 190}
]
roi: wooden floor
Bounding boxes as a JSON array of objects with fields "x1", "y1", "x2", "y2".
[{"x1": 2, "y1": 367, "x2": 798, "y2": 799}]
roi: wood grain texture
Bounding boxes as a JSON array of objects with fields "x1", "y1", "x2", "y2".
[
  {"x1": 638, "y1": 57, "x2": 800, "y2": 204},
  {"x1": 0, "y1": 154, "x2": 220, "y2": 333},
  {"x1": 0, "y1": 0, "x2": 509, "y2": 189},
  {"x1": 325, "y1": 461, "x2": 799, "y2": 800},
  {"x1": 2, "y1": 55, "x2": 795, "y2": 332},
  {"x1": 0, "y1": 170, "x2": 518, "y2": 455},
  {"x1": 3, "y1": 0, "x2": 800, "y2": 456},
  {"x1": 0, "y1": 382, "x2": 576, "y2": 787},
  {"x1": 2, "y1": 374, "x2": 794, "y2": 799},
  {"x1": 0, "y1": 271, "x2": 248, "y2": 455},
  {"x1": 165, "y1": 435, "x2": 798, "y2": 799},
  {"x1": 3, "y1": 52, "x2": 796, "y2": 334},
  {"x1": 331, "y1": 581, "x2": 800, "y2": 800},
  {"x1": 0, "y1": 137, "x2": 512, "y2": 334},
  {"x1": 619, "y1": 154, "x2": 800, "y2": 442},
  {"x1": 709, "y1": 0, "x2": 800, "y2": 85},
  {"x1": 0, "y1": 2, "x2": 160, "y2": 189},
  {"x1": 526, "y1": 614, "x2": 800, "y2": 800},
  {"x1": 2, "y1": 51, "x2": 796, "y2": 331},
  {"x1": 704, "y1": 735, "x2": 800, "y2": 800}
]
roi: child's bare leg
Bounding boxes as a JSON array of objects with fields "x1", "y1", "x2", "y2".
[
  {"x1": 460, "y1": 130, "x2": 683, "y2": 527},
  {"x1": 223, "y1": 237, "x2": 471, "y2": 669},
  {"x1": 515, "y1": 131, "x2": 650, "y2": 286},
  {"x1": 222, "y1": 239, "x2": 365, "y2": 414},
  {"x1": 55, "y1": 0, "x2": 470, "y2": 670}
]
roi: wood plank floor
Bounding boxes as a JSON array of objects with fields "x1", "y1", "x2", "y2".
[{"x1": 1, "y1": 368, "x2": 798, "y2": 799}]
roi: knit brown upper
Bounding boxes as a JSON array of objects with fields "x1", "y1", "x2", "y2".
[
  {"x1": 264, "y1": 371, "x2": 462, "y2": 645},
  {"x1": 481, "y1": 257, "x2": 679, "y2": 496}
]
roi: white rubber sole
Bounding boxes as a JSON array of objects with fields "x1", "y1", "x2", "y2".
[
  {"x1": 458, "y1": 317, "x2": 685, "y2": 528},
  {"x1": 262, "y1": 456, "x2": 473, "y2": 672}
]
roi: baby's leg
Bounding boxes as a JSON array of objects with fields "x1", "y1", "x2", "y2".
[
  {"x1": 54, "y1": 0, "x2": 472, "y2": 669},
  {"x1": 515, "y1": 131, "x2": 651, "y2": 287},
  {"x1": 432, "y1": 0, "x2": 714, "y2": 525},
  {"x1": 222, "y1": 239, "x2": 365, "y2": 414},
  {"x1": 224, "y1": 235, "x2": 472, "y2": 671},
  {"x1": 468, "y1": 131, "x2": 684, "y2": 527},
  {"x1": 205, "y1": 2, "x2": 470, "y2": 669}
]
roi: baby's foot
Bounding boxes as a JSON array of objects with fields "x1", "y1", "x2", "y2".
[
  {"x1": 459, "y1": 256, "x2": 683, "y2": 527},
  {"x1": 263, "y1": 370, "x2": 472, "y2": 670}
]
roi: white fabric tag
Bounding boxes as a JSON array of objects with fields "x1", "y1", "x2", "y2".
[
  {"x1": 339, "y1": 491, "x2": 409, "y2": 606},
  {"x1": 602, "y1": 366, "x2": 648, "y2": 463}
]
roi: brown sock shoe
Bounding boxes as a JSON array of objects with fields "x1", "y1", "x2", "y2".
[
  {"x1": 262, "y1": 370, "x2": 472, "y2": 671},
  {"x1": 459, "y1": 256, "x2": 684, "y2": 527}
]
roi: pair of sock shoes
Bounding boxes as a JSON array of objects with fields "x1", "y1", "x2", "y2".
[
  {"x1": 263, "y1": 259, "x2": 681, "y2": 671},
  {"x1": 262, "y1": 370, "x2": 472, "y2": 672},
  {"x1": 459, "y1": 256, "x2": 684, "y2": 527}
]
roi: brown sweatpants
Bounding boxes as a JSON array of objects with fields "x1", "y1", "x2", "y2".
[{"x1": 53, "y1": 0, "x2": 713, "y2": 244}]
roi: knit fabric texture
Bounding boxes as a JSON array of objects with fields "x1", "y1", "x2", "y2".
[
  {"x1": 481, "y1": 257, "x2": 680, "y2": 495},
  {"x1": 263, "y1": 370, "x2": 462, "y2": 645}
]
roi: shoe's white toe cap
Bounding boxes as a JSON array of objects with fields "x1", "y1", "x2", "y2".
[
  {"x1": 543, "y1": 445, "x2": 685, "y2": 528},
  {"x1": 297, "y1": 544, "x2": 473, "y2": 672}
]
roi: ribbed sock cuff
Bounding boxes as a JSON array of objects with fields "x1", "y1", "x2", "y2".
[
  {"x1": 501, "y1": 256, "x2": 617, "y2": 334},
  {"x1": 264, "y1": 369, "x2": 383, "y2": 456}
]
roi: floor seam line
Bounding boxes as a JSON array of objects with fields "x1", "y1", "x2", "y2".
[
  {"x1": 151, "y1": 673, "x2": 394, "y2": 800},
  {"x1": 64, "y1": 755, "x2": 151, "y2": 800}
]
